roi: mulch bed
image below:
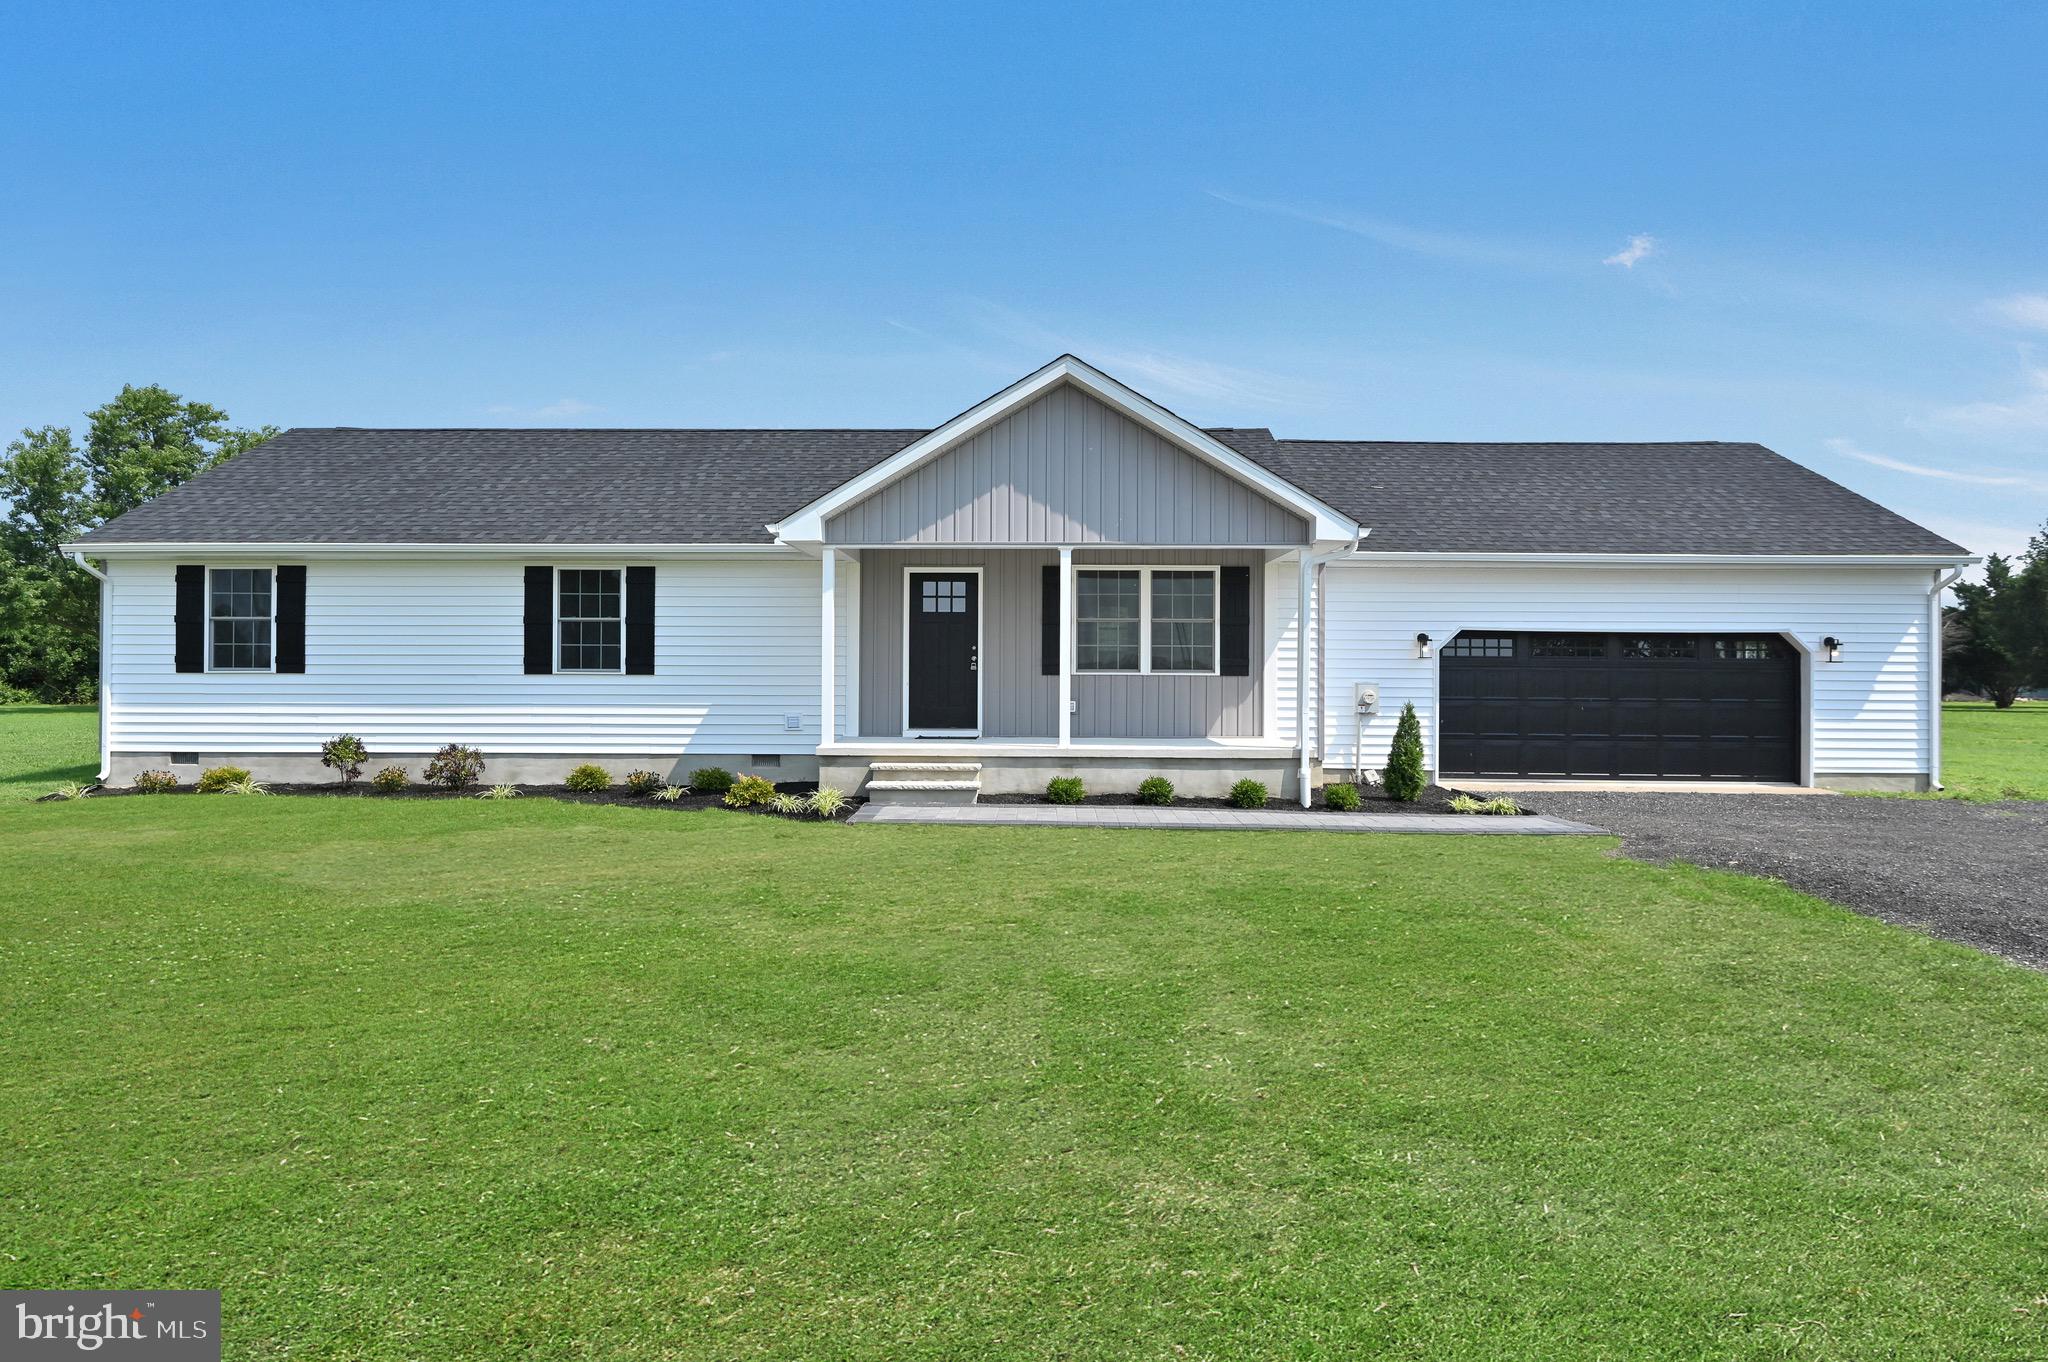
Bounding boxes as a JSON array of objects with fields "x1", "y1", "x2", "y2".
[
  {"x1": 49, "y1": 781, "x2": 860, "y2": 820},
  {"x1": 979, "y1": 783, "x2": 1475, "y2": 815}
]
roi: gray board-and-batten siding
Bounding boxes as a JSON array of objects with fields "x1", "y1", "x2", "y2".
[
  {"x1": 824, "y1": 385, "x2": 1309, "y2": 547},
  {"x1": 856, "y1": 549, "x2": 1267, "y2": 739}
]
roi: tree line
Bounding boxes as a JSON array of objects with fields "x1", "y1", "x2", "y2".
[
  {"x1": 1948, "y1": 530, "x2": 2048, "y2": 706},
  {"x1": 1, "y1": 386, "x2": 275, "y2": 702}
]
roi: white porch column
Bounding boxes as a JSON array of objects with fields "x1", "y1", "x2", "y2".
[
  {"x1": 820, "y1": 549, "x2": 837, "y2": 746},
  {"x1": 1298, "y1": 552, "x2": 1314, "y2": 806},
  {"x1": 1058, "y1": 546, "x2": 1074, "y2": 748}
]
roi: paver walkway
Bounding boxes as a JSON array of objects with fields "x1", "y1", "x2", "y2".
[{"x1": 849, "y1": 804, "x2": 1604, "y2": 834}]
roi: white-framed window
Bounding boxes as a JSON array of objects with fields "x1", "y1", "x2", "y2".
[
  {"x1": 208, "y1": 567, "x2": 274, "y2": 672},
  {"x1": 1074, "y1": 566, "x2": 1219, "y2": 675},
  {"x1": 557, "y1": 567, "x2": 624, "y2": 672}
]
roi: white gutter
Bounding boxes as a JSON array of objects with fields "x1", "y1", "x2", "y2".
[
  {"x1": 1337, "y1": 551, "x2": 1981, "y2": 568},
  {"x1": 58, "y1": 541, "x2": 794, "y2": 558},
  {"x1": 70, "y1": 552, "x2": 111, "y2": 784},
  {"x1": 1927, "y1": 566, "x2": 1966, "y2": 791}
]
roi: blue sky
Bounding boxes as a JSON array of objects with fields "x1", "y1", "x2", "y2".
[{"x1": 3, "y1": 1, "x2": 2044, "y2": 561}]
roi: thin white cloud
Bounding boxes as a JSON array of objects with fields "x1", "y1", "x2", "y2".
[
  {"x1": 1922, "y1": 362, "x2": 2048, "y2": 435},
  {"x1": 485, "y1": 397, "x2": 602, "y2": 420},
  {"x1": 1204, "y1": 189, "x2": 1543, "y2": 269},
  {"x1": 961, "y1": 299, "x2": 1324, "y2": 410},
  {"x1": 1825, "y1": 437, "x2": 2048, "y2": 493},
  {"x1": 1603, "y1": 234, "x2": 1657, "y2": 269},
  {"x1": 1985, "y1": 293, "x2": 2048, "y2": 331}
]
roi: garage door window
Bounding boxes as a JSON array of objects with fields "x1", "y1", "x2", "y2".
[
  {"x1": 1442, "y1": 634, "x2": 1514, "y2": 659},
  {"x1": 1530, "y1": 634, "x2": 1606, "y2": 659},
  {"x1": 1621, "y1": 635, "x2": 1698, "y2": 660},
  {"x1": 1715, "y1": 637, "x2": 1790, "y2": 661}
]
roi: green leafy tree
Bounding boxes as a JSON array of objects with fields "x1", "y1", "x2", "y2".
[
  {"x1": 1948, "y1": 536, "x2": 2048, "y2": 707},
  {"x1": 1382, "y1": 701, "x2": 1427, "y2": 802},
  {"x1": 0, "y1": 387, "x2": 275, "y2": 702}
]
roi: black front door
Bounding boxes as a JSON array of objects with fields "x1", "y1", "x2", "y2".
[{"x1": 907, "y1": 572, "x2": 979, "y2": 731}]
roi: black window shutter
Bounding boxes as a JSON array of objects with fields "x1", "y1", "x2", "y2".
[
  {"x1": 523, "y1": 566, "x2": 554, "y2": 674},
  {"x1": 274, "y1": 565, "x2": 306, "y2": 673},
  {"x1": 1041, "y1": 565, "x2": 1060, "y2": 675},
  {"x1": 1219, "y1": 565, "x2": 1252, "y2": 677},
  {"x1": 625, "y1": 565, "x2": 655, "y2": 675},
  {"x1": 175, "y1": 565, "x2": 206, "y2": 673}
]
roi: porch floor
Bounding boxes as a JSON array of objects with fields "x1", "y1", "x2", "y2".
[
  {"x1": 820, "y1": 736, "x2": 1295, "y2": 759},
  {"x1": 848, "y1": 804, "x2": 1605, "y2": 834}
]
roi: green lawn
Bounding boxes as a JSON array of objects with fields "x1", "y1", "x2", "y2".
[
  {"x1": 0, "y1": 704, "x2": 98, "y2": 799},
  {"x1": 1887, "y1": 700, "x2": 2048, "y2": 801},
  {"x1": 2, "y1": 713, "x2": 2046, "y2": 1358}
]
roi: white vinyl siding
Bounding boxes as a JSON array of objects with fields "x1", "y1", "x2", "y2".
[
  {"x1": 1320, "y1": 562, "x2": 1934, "y2": 780},
  {"x1": 105, "y1": 554, "x2": 823, "y2": 755}
]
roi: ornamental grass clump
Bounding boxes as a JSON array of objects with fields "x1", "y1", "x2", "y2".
[
  {"x1": 1383, "y1": 702, "x2": 1427, "y2": 803},
  {"x1": 806, "y1": 786, "x2": 849, "y2": 818}
]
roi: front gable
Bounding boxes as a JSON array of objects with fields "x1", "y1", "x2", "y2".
[
  {"x1": 824, "y1": 383, "x2": 1308, "y2": 546},
  {"x1": 771, "y1": 356, "x2": 1358, "y2": 547}
]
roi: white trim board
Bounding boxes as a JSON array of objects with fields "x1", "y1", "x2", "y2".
[{"x1": 768, "y1": 355, "x2": 1360, "y2": 545}]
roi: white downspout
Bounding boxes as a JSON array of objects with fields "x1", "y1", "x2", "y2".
[
  {"x1": 71, "y1": 551, "x2": 111, "y2": 784},
  {"x1": 1297, "y1": 553, "x2": 1313, "y2": 806},
  {"x1": 1927, "y1": 566, "x2": 1964, "y2": 792}
]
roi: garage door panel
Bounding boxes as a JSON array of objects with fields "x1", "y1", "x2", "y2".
[{"x1": 1438, "y1": 631, "x2": 1798, "y2": 782}]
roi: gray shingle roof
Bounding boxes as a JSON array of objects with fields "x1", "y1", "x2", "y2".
[{"x1": 78, "y1": 424, "x2": 1966, "y2": 556}]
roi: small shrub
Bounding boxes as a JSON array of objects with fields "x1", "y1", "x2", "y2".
[
  {"x1": 424, "y1": 744, "x2": 485, "y2": 790},
  {"x1": 690, "y1": 767, "x2": 735, "y2": 795},
  {"x1": 623, "y1": 769, "x2": 662, "y2": 796},
  {"x1": 319, "y1": 734, "x2": 369, "y2": 787},
  {"x1": 806, "y1": 786, "x2": 849, "y2": 818},
  {"x1": 770, "y1": 792, "x2": 807, "y2": 815},
  {"x1": 1383, "y1": 702, "x2": 1427, "y2": 803},
  {"x1": 196, "y1": 766, "x2": 251, "y2": 793},
  {"x1": 1228, "y1": 778, "x2": 1269, "y2": 809},
  {"x1": 370, "y1": 765, "x2": 409, "y2": 793},
  {"x1": 132, "y1": 770, "x2": 179, "y2": 793},
  {"x1": 1136, "y1": 776, "x2": 1174, "y2": 806},
  {"x1": 223, "y1": 775, "x2": 269, "y2": 796},
  {"x1": 477, "y1": 784, "x2": 521, "y2": 800},
  {"x1": 724, "y1": 773, "x2": 777, "y2": 807},
  {"x1": 1045, "y1": 775, "x2": 1085, "y2": 805},
  {"x1": 651, "y1": 784, "x2": 687, "y2": 803},
  {"x1": 565, "y1": 763, "x2": 612, "y2": 793},
  {"x1": 1448, "y1": 794, "x2": 1522, "y2": 815},
  {"x1": 1323, "y1": 781, "x2": 1361, "y2": 811}
]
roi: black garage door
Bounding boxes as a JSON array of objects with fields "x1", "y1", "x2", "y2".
[{"x1": 1439, "y1": 632, "x2": 1799, "y2": 781}]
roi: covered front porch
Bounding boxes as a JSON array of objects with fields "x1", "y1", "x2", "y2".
[{"x1": 815, "y1": 545, "x2": 1316, "y2": 798}]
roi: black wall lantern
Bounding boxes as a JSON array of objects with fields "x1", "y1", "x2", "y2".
[
  {"x1": 1821, "y1": 635, "x2": 1843, "y2": 664},
  {"x1": 1416, "y1": 632, "x2": 1433, "y2": 659}
]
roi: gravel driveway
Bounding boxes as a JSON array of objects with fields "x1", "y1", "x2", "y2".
[{"x1": 1510, "y1": 791, "x2": 2048, "y2": 970}]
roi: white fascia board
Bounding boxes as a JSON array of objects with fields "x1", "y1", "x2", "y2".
[
  {"x1": 60, "y1": 541, "x2": 796, "y2": 558},
  {"x1": 768, "y1": 355, "x2": 1360, "y2": 544},
  {"x1": 1335, "y1": 551, "x2": 1982, "y2": 568}
]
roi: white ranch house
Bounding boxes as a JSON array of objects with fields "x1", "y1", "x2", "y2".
[{"x1": 68, "y1": 357, "x2": 1974, "y2": 803}]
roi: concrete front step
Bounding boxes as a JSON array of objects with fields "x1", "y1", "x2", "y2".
[{"x1": 865, "y1": 760, "x2": 982, "y2": 806}]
